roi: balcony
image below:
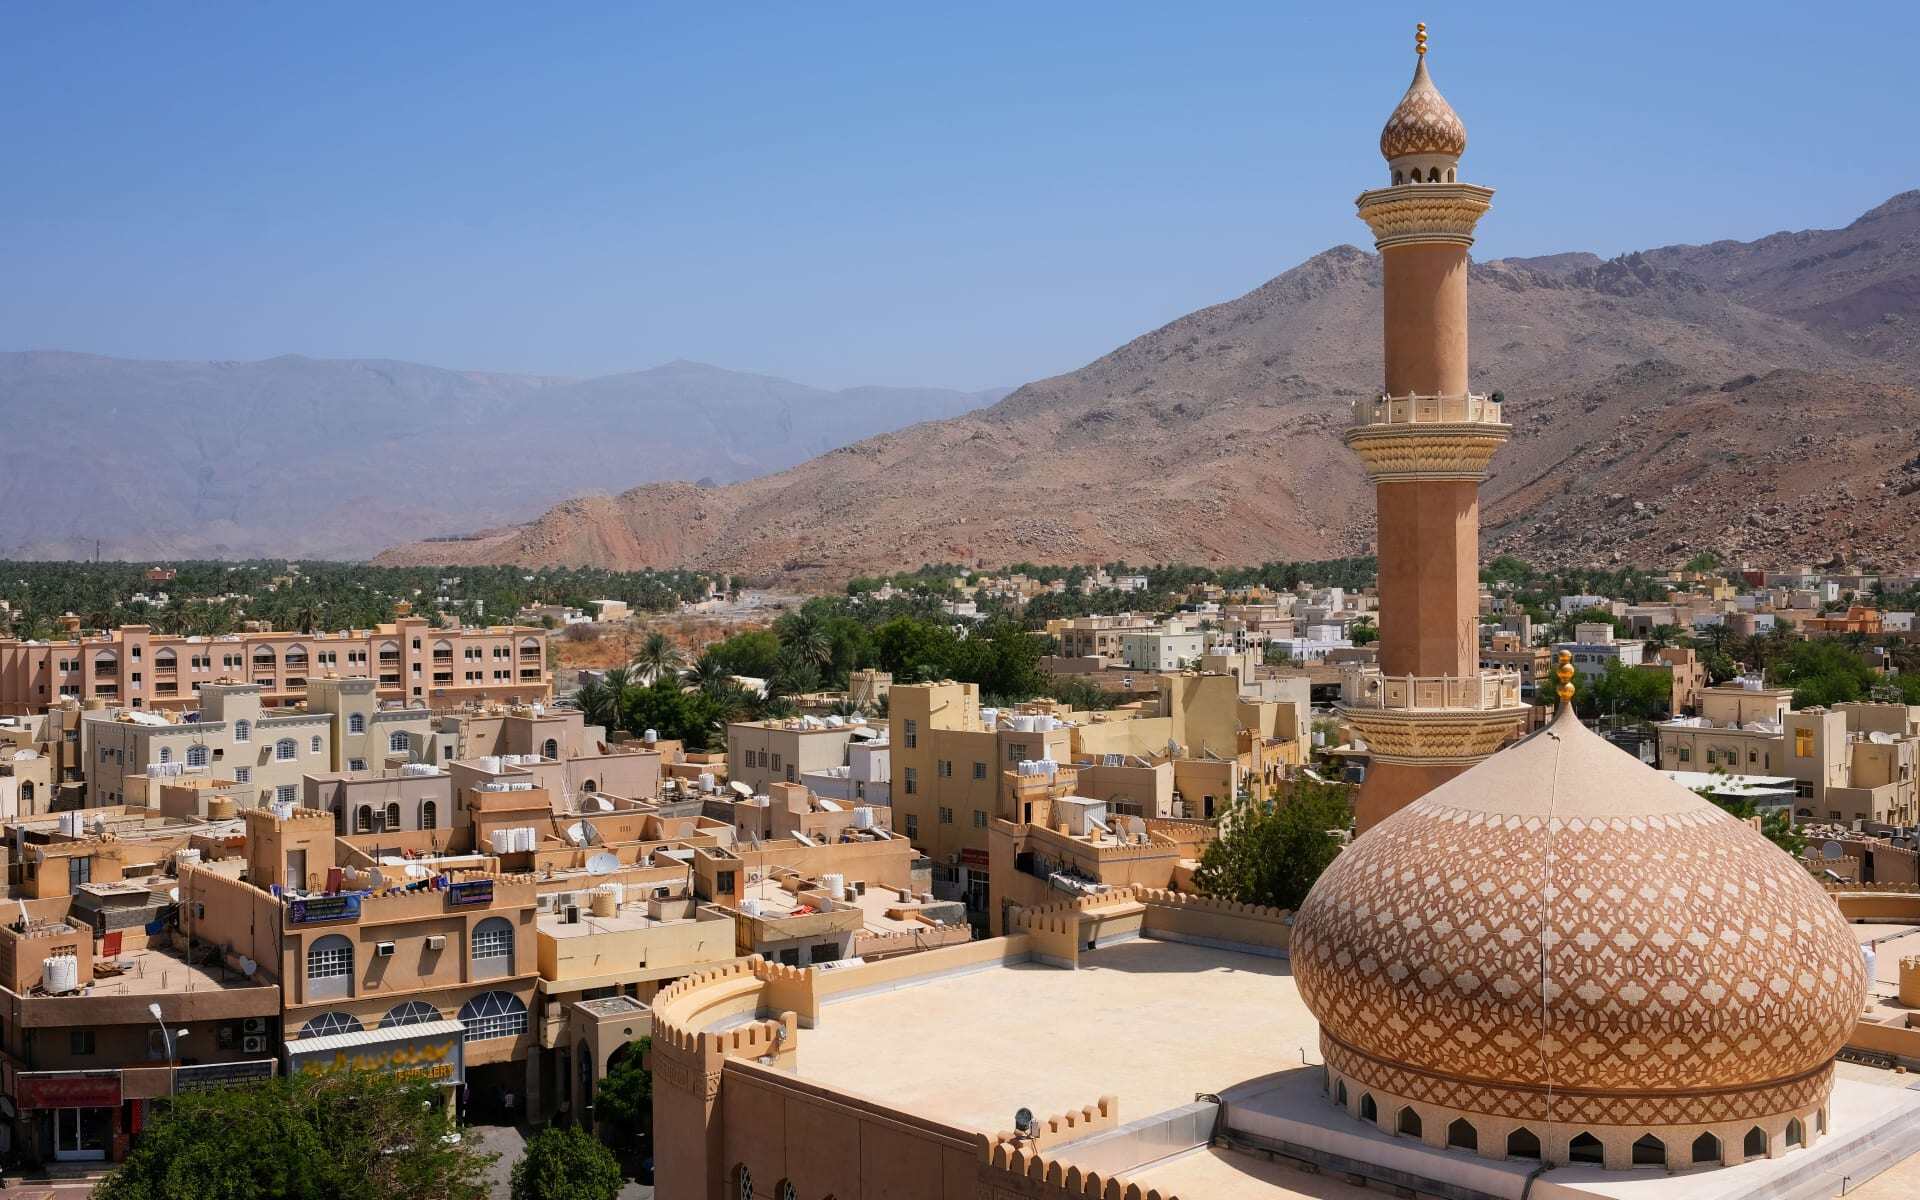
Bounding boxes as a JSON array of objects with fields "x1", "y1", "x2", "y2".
[
  {"x1": 1343, "y1": 669, "x2": 1525, "y2": 713},
  {"x1": 1351, "y1": 392, "x2": 1502, "y2": 428}
]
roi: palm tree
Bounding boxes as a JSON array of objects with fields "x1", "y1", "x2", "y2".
[
  {"x1": 293, "y1": 602, "x2": 318, "y2": 635},
  {"x1": 574, "y1": 679, "x2": 619, "y2": 732},
  {"x1": 779, "y1": 613, "x2": 833, "y2": 670},
  {"x1": 683, "y1": 648, "x2": 729, "y2": 690},
  {"x1": 634, "y1": 632, "x2": 684, "y2": 683},
  {"x1": 1646, "y1": 624, "x2": 1681, "y2": 651}
]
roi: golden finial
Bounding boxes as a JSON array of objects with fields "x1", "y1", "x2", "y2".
[
  {"x1": 1555, "y1": 649, "x2": 1576, "y2": 706},
  {"x1": 1415, "y1": 22, "x2": 1428, "y2": 57}
]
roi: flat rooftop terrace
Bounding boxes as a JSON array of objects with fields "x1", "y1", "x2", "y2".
[{"x1": 784, "y1": 937, "x2": 1310, "y2": 1134}]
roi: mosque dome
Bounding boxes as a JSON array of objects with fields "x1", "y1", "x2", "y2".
[
  {"x1": 1292, "y1": 701, "x2": 1866, "y2": 1165},
  {"x1": 1379, "y1": 42, "x2": 1466, "y2": 163}
]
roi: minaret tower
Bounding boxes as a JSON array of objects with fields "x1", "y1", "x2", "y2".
[{"x1": 1340, "y1": 25, "x2": 1528, "y2": 833}]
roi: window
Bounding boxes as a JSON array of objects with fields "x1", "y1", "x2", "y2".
[
  {"x1": 1507, "y1": 1127, "x2": 1541, "y2": 1159},
  {"x1": 421, "y1": 801, "x2": 437, "y2": 830},
  {"x1": 348, "y1": 713, "x2": 365, "y2": 734},
  {"x1": 902, "y1": 720, "x2": 917, "y2": 749},
  {"x1": 973, "y1": 761, "x2": 987, "y2": 781},
  {"x1": 937, "y1": 759, "x2": 952, "y2": 778},
  {"x1": 311, "y1": 735, "x2": 322, "y2": 753},
  {"x1": 903, "y1": 767, "x2": 917, "y2": 796},
  {"x1": 1677, "y1": 746, "x2": 1691, "y2": 763},
  {"x1": 385, "y1": 802, "x2": 401, "y2": 829},
  {"x1": 457, "y1": 990, "x2": 529, "y2": 1041},
  {"x1": 233, "y1": 720, "x2": 251, "y2": 743},
  {"x1": 384, "y1": 1001, "x2": 440, "y2": 1027},
  {"x1": 938, "y1": 806, "x2": 953, "y2": 824},
  {"x1": 1795, "y1": 728, "x2": 1814, "y2": 758},
  {"x1": 904, "y1": 813, "x2": 919, "y2": 838},
  {"x1": 158, "y1": 747, "x2": 172, "y2": 764},
  {"x1": 1447, "y1": 1118, "x2": 1477, "y2": 1151},
  {"x1": 1744, "y1": 1126, "x2": 1767, "y2": 1158},
  {"x1": 186, "y1": 744, "x2": 209, "y2": 768},
  {"x1": 1568, "y1": 1132, "x2": 1603, "y2": 1164},
  {"x1": 1691, "y1": 1132, "x2": 1720, "y2": 1165},
  {"x1": 972, "y1": 809, "x2": 987, "y2": 828},
  {"x1": 348, "y1": 758, "x2": 366, "y2": 772},
  {"x1": 472, "y1": 917, "x2": 515, "y2": 974},
  {"x1": 1396, "y1": 1107, "x2": 1421, "y2": 1137},
  {"x1": 277, "y1": 785, "x2": 296, "y2": 804},
  {"x1": 541, "y1": 738, "x2": 559, "y2": 760},
  {"x1": 1632, "y1": 1134, "x2": 1666, "y2": 1166},
  {"x1": 810, "y1": 943, "x2": 839, "y2": 965},
  {"x1": 389, "y1": 732, "x2": 409, "y2": 754},
  {"x1": 275, "y1": 738, "x2": 297, "y2": 761},
  {"x1": 356, "y1": 806, "x2": 373, "y2": 834},
  {"x1": 298, "y1": 1012, "x2": 363, "y2": 1039},
  {"x1": 70, "y1": 1030, "x2": 96, "y2": 1055},
  {"x1": 235, "y1": 766, "x2": 250, "y2": 784},
  {"x1": 306, "y1": 934, "x2": 354, "y2": 1000},
  {"x1": 715, "y1": 870, "x2": 735, "y2": 895},
  {"x1": 1359, "y1": 1094, "x2": 1377, "y2": 1122},
  {"x1": 1786, "y1": 1118, "x2": 1803, "y2": 1148},
  {"x1": 770, "y1": 754, "x2": 782, "y2": 772},
  {"x1": 1006, "y1": 743, "x2": 1025, "y2": 763}
]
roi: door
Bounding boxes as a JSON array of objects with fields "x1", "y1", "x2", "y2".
[{"x1": 54, "y1": 1107, "x2": 110, "y2": 1161}]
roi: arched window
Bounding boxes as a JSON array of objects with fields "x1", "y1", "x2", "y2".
[
  {"x1": 1447, "y1": 1118, "x2": 1477, "y2": 1151},
  {"x1": 778, "y1": 1181, "x2": 797, "y2": 1200},
  {"x1": 275, "y1": 738, "x2": 297, "y2": 761},
  {"x1": 383, "y1": 1000, "x2": 441, "y2": 1027},
  {"x1": 1359, "y1": 1093, "x2": 1377, "y2": 1122},
  {"x1": 297, "y1": 1011, "x2": 363, "y2": 1039},
  {"x1": 1334, "y1": 1080, "x2": 1347, "y2": 1107},
  {"x1": 233, "y1": 719, "x2": 251, "y2": 743},
  {"x1": 1507, "y1": 1127, "x2": 1541, "y2": 1159},
  {"x1": 472, "y1": 917, "x2": 515, "y2": 977},
  {"x1": 355, "y1": 806, "x2": 373, "y2": 834},
  {"x1": 1633, "y1": 1134, "x2": 1666, "y2": 1166},
  {"x1": 1692, "y1": 1132, "x2": 1720, "y2": 1165},
  {"x1": 458, "y1": 990, "x2": 528, "y2": 1041},
  {"x1": 1428, "y1": 167, "x2": 1441, "y2": 182},
  {"x1": 155, "y1": 649, "x2": 176, "y2": 668},
  {"x1": 385, "y1": 802, "x2": 401, "y2": 830},
  {"x1": 542, "y1": 738, "x2": 559, "y2": 760},
  {"x1": 158, "y1": 746, "x2": 172, "y2": 764},
  {"x1": 1397, "y1": 1106, "x2": 1422, "y2": 1137},
  {"x1": 1744, "y1": 1126, "x2": 1767, "y2": 1158},
  {"x1": 1786, "y1": 1118, "x2": 1804, "y2": 1148},
  {"x1": 578, "y1": 1043, "x2": 594, "y2": 1107},
  {"x1": 306, "y1": 934, "x2": 353, "y2": 1000},
  {"x1": 734, "y1": 1165, "x2": 753, "y2": 1200},
  {"x1": 94, "y1": 652, "x2": 118, "y2": 673},
  {"x1": 520, "y1": 638, "x2": 540, "y2": 657},
  {"x1": 1569, "y1": 1132, "x2": 1604, "y2": 1164},
  {"x1": 348, "y1": 713, "x2": 365, "y2": 734},
  {"x1": 186, "y1": 744, "x2": 209, "y2": 768},
  {"x1": 421, "y1": 801, "x2": 437, "y2": 830},
  {"x1": 582, "y1": 779, "x2": 596, "y2": 794},
  {"x1": 1393, "y1": 170, "x2": 1404, "y2": 184},
  {"x1": 1817, "y1": 1108, "x2": 1827, "y2": 1134},
  {"x1": 388, "y1": 731, "x2": 410, "y2": 754},
  {"x1": 18, "y1": 782, "x2": 31, "y2": 804},
  {"x1": 253, "y1": 647, "x2": 276, "y2": 667}
]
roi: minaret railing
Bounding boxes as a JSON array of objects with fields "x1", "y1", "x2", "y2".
[
  {"x1": 1351, "y1": 392, "x2": 1502, "y2": 428},
  {"x1": 1344, "y1": 668, "x2": 1524, "y2": 712}
]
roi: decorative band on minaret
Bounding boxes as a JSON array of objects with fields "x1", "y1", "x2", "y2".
[{"x1": 1340, "y1": 26, "x2": 1530, "y2": 834}]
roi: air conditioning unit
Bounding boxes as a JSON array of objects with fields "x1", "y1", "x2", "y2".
[
  {"x1": 563, "y1": 904, "x2": 581, "y2": 924},
  {"x1": 243, "y1": 1035, "x2": 267, "y2": 1054},
  {"x1": 375, "y1": 941, "x2": 396, "y2": 957},
  {"x1": 242, "y1": 1017, "x2": 267, "y2": 1035},
  {"x1": 425, "y1": 934, "x2": 447, "y2": 951},
  {"x1": 535, "y1": 894, "x2": 555, "y2": 913}
]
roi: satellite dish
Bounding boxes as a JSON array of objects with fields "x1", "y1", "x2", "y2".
[
  {"x1": 367, "y1": 868, "x2": 385, "y2": 890},
  {"x1": 168, "y1": 887, "x2": 180, "y2": 903},
  {"x1": 405, "y1": 863, "x2": 429, "y2": 879},
  {"x1": 729, "y1": 780, "x2": 753, "y2": 798},
  {"x1": 1014, "y1": 1107, "x2": 1035, "y2": 1137},
  {"x1": 1822, "y1": 841, "x2": 1846, "y2": 861},
  {"x1": 566, "y1": 822, "x2": 588, "y2": 846},
  {"x1": 586, "y1": 852, "x2": 619, "y2": 876}
]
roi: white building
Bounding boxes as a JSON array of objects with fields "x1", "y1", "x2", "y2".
[
  {"x1": 1553, "y1": 623, "x2": 1646, "y2": 681},
  {"x1": 1119, "y1": 628, "x2": 1205, "y2": 672}
]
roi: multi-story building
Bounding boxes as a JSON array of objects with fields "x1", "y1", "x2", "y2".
[
  {"x1": 1552, "y1": 623, "x2": 1647, "y2": 682},
  {"x1": 81, "y1": 684, "x2": 343, "y2": 808},
  {"x1": 1117, "y1": 626, "x2": 1205, "y2": 672},
  {"x1": 1051, "y1": 614, "x2": 1159, "y2": 659},
  {"x1": 725, "y1": 716, "x2": 872, "y2": 793},
  {"x1": 0, "y1": 616, "x2": 551, "y2": 716}
]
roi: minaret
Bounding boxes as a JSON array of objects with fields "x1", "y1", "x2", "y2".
[{"x1": 1341, "y1": 25, "x2": 1528, "y2": 833}]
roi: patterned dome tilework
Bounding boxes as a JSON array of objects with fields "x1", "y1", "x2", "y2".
[
  {"x1": 1294, "y1": 797, "x2": 1866, "y2": 1097},
  {"x1": 1380, "y1": 58, "x2": 1467, "y2": 161}
]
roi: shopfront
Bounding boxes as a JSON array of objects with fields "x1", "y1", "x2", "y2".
[
  {"x1": 284, "y1": 1019, "x2": 465, "y2": 1105},
  {"x1": 17, "y1": 1071, "x2": 123, "y2": 1163}
]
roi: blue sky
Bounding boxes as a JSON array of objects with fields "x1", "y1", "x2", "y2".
[{"x1": 2, "y1": 2, "x2": 1912, "y2": 391}]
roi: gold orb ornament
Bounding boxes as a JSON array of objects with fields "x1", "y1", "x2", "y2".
[{"x1": 1555, "y1": 650, "x2": 1576, "y2": 704}]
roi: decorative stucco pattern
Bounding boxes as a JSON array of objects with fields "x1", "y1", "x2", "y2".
[{"x1": 1379, "y1": 57, "x2": 1467, "y2": 161}]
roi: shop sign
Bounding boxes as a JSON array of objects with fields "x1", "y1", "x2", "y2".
[
  {"x1": 958, "y1": 847, "x2": 990, "y2": 868},
  {"x1": 446, "y1": 879, "x2": 494, "y2": 908},
  {"x1": 291, "y1": 1033, "x2": 464, "y2": 1087},
  {"x1": 17, "y1": 1072, "x2": 121, "y2": 1109},
  {"x1": 174, "y1": 1060, "x2": 276, "y2": 1092},
  {"x1": 288, "y1": 894, "x2": 361, "y2": 924}
]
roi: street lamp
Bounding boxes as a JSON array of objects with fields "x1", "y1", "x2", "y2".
[{"x1": 148, "y1": 1002, "x2": 189, "y2": 1098}]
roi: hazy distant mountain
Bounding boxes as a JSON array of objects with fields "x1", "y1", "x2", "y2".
[
  {"x1": 376, "y1": 192, "x2": 1920, "y2": 580},
  {"x1": 0, "y1": 354, "x2": 1006, "y2": 560}
]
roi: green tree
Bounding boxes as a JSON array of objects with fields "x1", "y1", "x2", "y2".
[
  {"x1": 1193, "y1": 776, "x2": 1353, "y2": 910},
  {"x1": 1347, "y1": 618, "x2": 1378, "y2": 646},
  {"x1": 634, "y1": 630, "x2": 684, "y2": 682},
  {"x1": 592, "y1": 1036, "x2": 653, "y2": 1161},
  {"x1": 1773, "y1": 639, "x2": 1876, "y2": 708},
  {"x1": 1696, "y1": 788, "x2": 1807, "y2": 858},
  {"x1": 509, "y1": 1126, "x2": 622, "y2": 1200},
  {"x1": 1582, "y1": 661, "x2": 1673, "y2": 723},
  {"x1": 95, "y1": 1069, "x2": 492, "y2": 1200},
  {"x1": 705, "y1": 629, "x2": 781, "y2": 678}
]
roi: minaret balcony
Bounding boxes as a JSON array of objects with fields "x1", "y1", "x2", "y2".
[
  {"x1": 1350, "y1": 391, "x2": 1501, "y2": 429},
  {"x1": 1338, "y1": 667, "x2": 1532, "y2": 765},
  {"x1": 1343, "y1": 667, "x2": 1524, "y2": 713}
]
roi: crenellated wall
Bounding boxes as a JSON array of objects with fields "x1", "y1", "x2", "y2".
[{"x1": 979, "y1": 1095, "x2": 1180, "y2": 1200}]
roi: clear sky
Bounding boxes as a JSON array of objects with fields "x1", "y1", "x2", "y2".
[{"x1": 2, "y1": 2, "x2": 1913, "y2": 391}]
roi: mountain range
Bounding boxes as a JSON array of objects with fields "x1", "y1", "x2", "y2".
[
  {"x1": 375, "y1": 191, "x2": 1920, "y2": 581},
  {"x1": 0, "y1": 355, "x2": 1005, "y2": 560}
]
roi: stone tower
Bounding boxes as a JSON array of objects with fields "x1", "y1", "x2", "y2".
[{"x1": 1340, "y1": 25, "x2": 1528, "y2": 833}]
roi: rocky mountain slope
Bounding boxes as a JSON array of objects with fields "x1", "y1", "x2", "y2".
[
  {"x1": 0, "y1": 355, "x2": 1003, "y2": 560},
  {"x1": 377, "y1": 192, "x2": 1920, "y2": 580}
]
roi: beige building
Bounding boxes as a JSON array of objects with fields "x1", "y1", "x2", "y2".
[
  {"x1": 0, "y1": 617, "x2": 551, "y2": 716},
  {"x1": 725, "y1": 716, "x2": 871, "y2": 793},
  {"x1": 82, "y1": 684, "x2": 338, "y2": 808}
]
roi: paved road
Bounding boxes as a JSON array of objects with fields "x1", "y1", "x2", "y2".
[{"x1": 468, "y1": 1121, "x2": 653, "y2": 1200}]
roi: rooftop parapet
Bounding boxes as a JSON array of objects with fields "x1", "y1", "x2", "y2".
[{"x1": 1350, "y1": 391, "x2": 1502, "y2": 429}]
